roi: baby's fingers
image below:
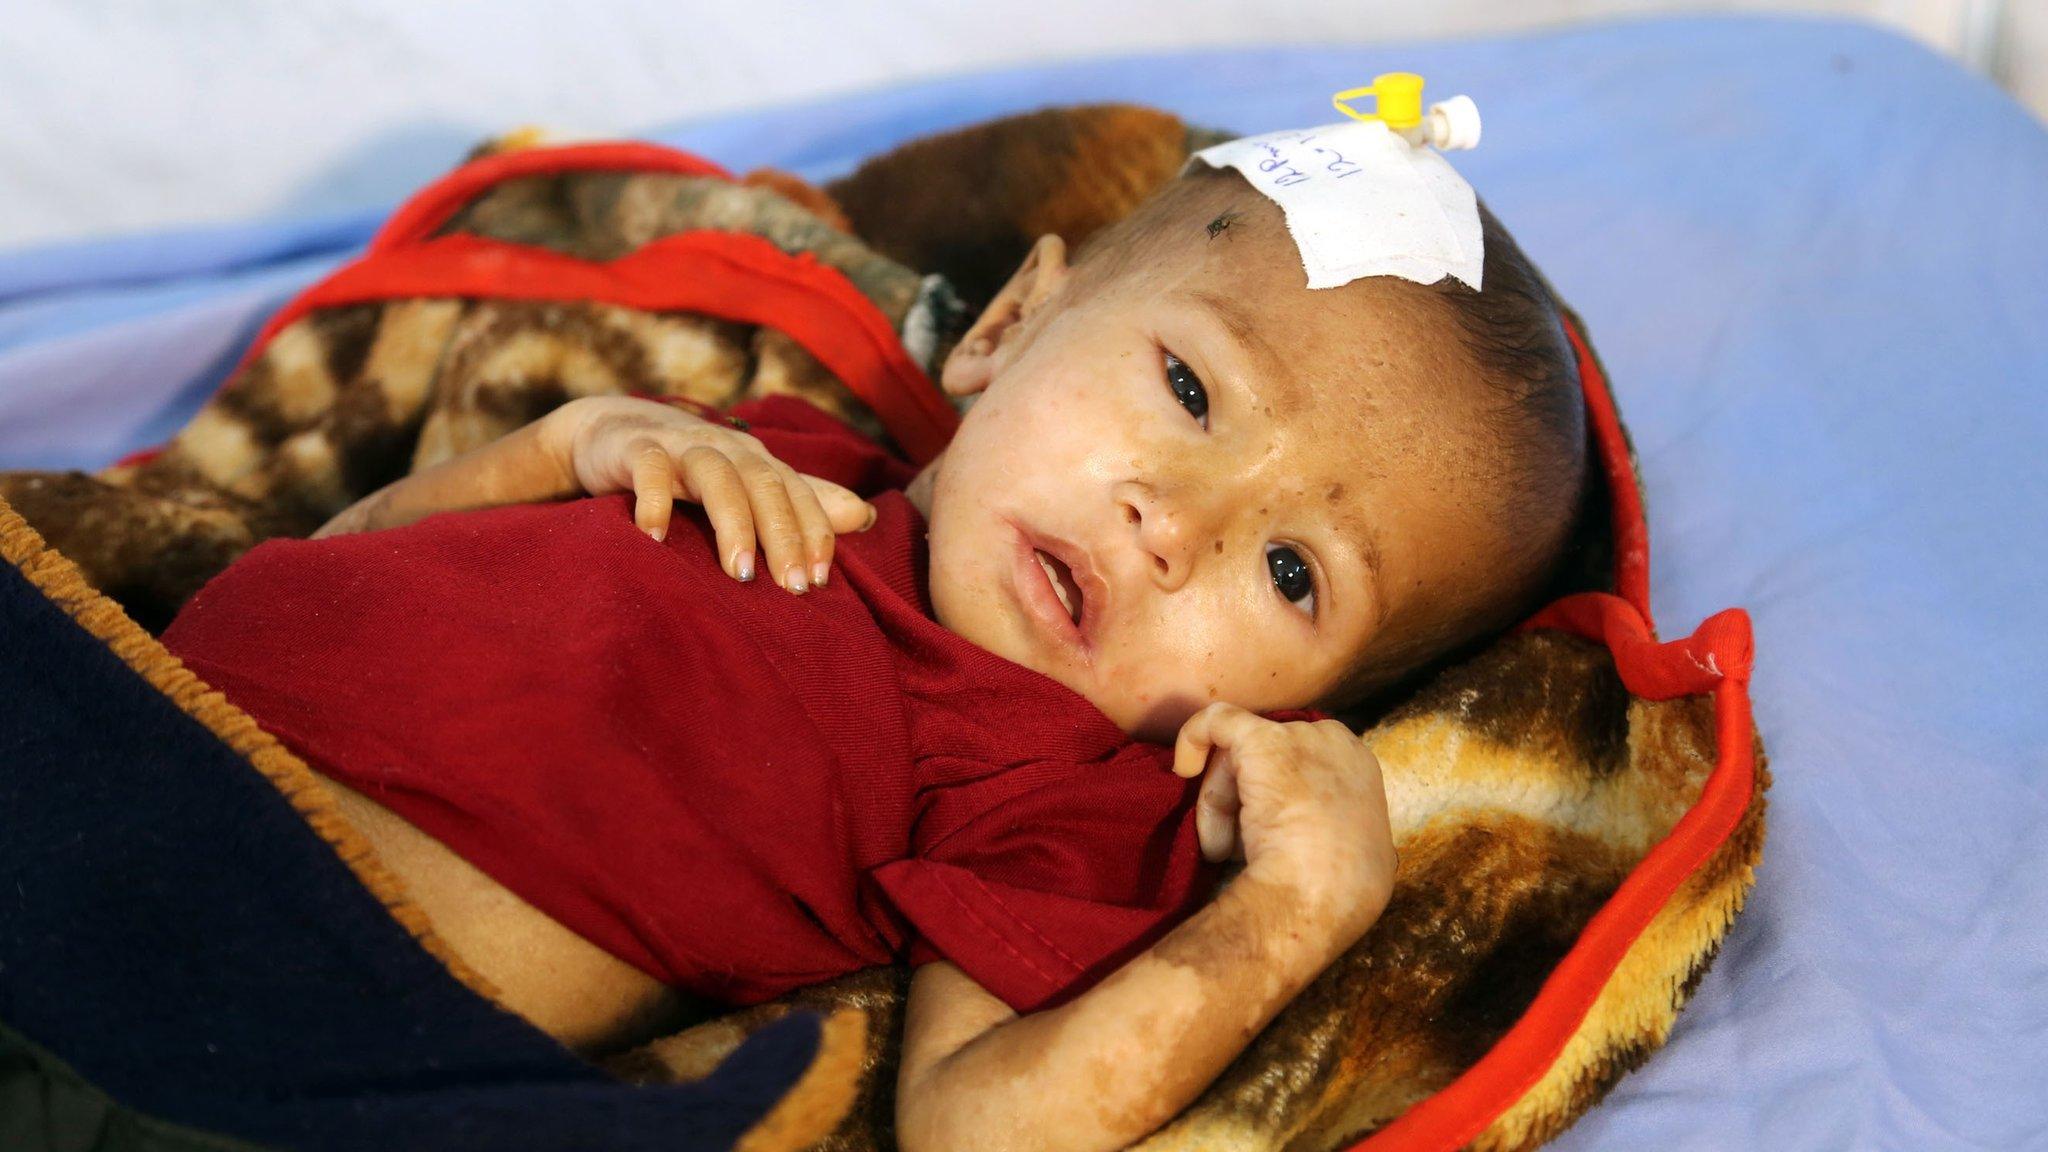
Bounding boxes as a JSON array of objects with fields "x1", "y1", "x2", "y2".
[
  {"x1": 735, "y1": 454, "x2": 809, "y2": 593},
  {"x1": 1194, "y1": 751, "x2": 1243, "y2": 863},
  {"x1": 631, "y1": 443, "x2": 677, "y2": 542},
  {"x1": 782, "y1": 466, "x2": 838, "y2": 589},
  {"x1": 801, "y1": 474, "x2": 878, "y2": 535},
  {"x1": 1172, "y1": 702, "x2": 1258, "y2": 779},
  {"x1": 678, "y1": 446, "x2": 756, "y2": 580}
]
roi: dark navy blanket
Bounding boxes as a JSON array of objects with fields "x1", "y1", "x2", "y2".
[{"x1": 0, "y1": 555, "x2": 823, "y2": 1151}]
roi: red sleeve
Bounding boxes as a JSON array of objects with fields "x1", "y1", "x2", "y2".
[
  {"x1": 648, "y1": 393, "x2": 922, "y2": 497},
  {"x1": 868, "y1": 742, "x2": 1217, "y2": 1013}
]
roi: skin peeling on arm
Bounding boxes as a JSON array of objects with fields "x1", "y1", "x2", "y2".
[{"x1": 900, "y1": 874, "x2": 1350, "y2": 1152}]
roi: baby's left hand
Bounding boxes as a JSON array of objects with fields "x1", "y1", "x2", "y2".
[{"x1": 1173, "y1": 703, "x2": 1397, "y2": 938}]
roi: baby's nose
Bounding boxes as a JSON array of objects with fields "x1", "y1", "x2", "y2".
[{"x1": 1113, "y1": 480, "x2": 1213, "y2": 591}]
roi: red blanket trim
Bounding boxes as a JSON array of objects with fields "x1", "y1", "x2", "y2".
[
  {"x1": 178, "y1": 141, "x2": 958, "y2": 466},
  {"x1": 235, "y1": 229, "x2": 957, "y2": 464},
  {"x1": 1360, "y1": 594, "x2": 1756, "y2": 1151},
  {"x1": 111, "y1": 446, "x2": 163, "y2": 468}
]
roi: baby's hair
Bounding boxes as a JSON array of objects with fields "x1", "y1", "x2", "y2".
[
  {"x1": 1344, "y1": 202, "x2": 1594, "y2": 709},
  {"x1": 1431, "y1": 202, "x2": 1586, "y2": 548}
]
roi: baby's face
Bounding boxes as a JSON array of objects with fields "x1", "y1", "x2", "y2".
[{"x1": 918, "y1": 194, "x2": 1509, "y2": 743}]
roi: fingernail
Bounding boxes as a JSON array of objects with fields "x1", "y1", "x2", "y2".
[
  {"x1": 860, "y1": 505, "x2": 878, "y2": 531},
  {"x1": 811, "y1": 561, "x2": 829, "y2": 587},
  {"x1": 786, "y1": 567, "x2": 809, "y2": 594},
  {"x1": 649, "y1": 527, "x2": 665, "y2": 543},
  {"x1": 735, "y1": 554, "x2": 755, "y2": 582}
]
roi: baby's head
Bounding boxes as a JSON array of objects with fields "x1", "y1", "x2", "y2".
[{"x1": 912, "y1": 166, "x2": 1589, "y2": 742}]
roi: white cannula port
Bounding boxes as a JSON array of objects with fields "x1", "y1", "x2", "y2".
[{"x1": 1424, "y1": 95, "x2": 1482, "y2": 151}]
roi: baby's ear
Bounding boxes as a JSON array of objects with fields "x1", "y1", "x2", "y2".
[{"x1": 940, "y1": 234, "x2": 1069, "y2": 398}]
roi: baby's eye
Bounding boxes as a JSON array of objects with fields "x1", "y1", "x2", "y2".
[
  {"x1": 1266, "y1": 544, "x2": 1316, "y2": 619},
  {"x1": 1163, "y1": 351, "x2": 1209, "y2": 428}
]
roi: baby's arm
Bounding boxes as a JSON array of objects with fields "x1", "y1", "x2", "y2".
[
  {"x1": 895, "y1": 706, "x2": 1398, "y2": 1152},
  {"x1": 312, "y1": 413, "x2": 578, "y2": 538},
  {"x1": 315, "y1": 396, "x2": 874, "y2": 593}
]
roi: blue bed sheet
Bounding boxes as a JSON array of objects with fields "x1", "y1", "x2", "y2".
[{"x1": 3, "y1": 15, "x2": 2042, "y2": 1149}]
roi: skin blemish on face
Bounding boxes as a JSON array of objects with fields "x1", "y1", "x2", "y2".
[
  {"x1": 1213, "y1": 541, "x2": 1223, "y2": 554},
  {"x1": 1326, "y1": 482, "x2": 1345, "y2": 504}
]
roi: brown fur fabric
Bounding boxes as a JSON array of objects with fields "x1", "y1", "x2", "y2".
[
  {"x1": 826, "y1": 105, "x2": 1212, "y2": 310},
  {"x1": 0, "y1": 106, "x2": 1766, "y2": 1150}
]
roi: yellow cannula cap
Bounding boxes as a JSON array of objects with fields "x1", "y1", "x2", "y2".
[{"x1": 1332, "y1": 72, "x2": 1426, "y2": 130}]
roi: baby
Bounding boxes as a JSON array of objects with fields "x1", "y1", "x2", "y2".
[{"x1": 162, "y1": 161, "x2": 1588, "y2": 1151}]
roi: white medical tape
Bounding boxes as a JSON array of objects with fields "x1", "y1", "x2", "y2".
[{"x1": 1188, "y1": 119, "x2": 1483, "y2": 292}]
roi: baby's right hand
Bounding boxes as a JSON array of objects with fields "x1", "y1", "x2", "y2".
[
  {"x1": 543, "y1": 396, "x2": 876, "y2": 593},
  {"x1": 1172, "y1": 704, "x2": 1398, "y2": 941}
]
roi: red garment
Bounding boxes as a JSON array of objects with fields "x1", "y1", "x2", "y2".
[{"x1": 162, "y1": 396, "x2": 1216, "y2": 1012}]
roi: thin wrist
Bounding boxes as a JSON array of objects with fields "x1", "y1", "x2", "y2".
[
  {"x1": 1237, "y1": 859, "x2": 1385, "y2": 954},
  {"x1": 1220, "y1": 868, "x2": 1366, "y2": 971},
  {"x1": 534, "y1": 401, "x2": 593, "y2": 495}
]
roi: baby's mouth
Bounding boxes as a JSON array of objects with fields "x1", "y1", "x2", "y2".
[{"x1": 1034, "y1": 549, "x2": 1084, "y2": 623}]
